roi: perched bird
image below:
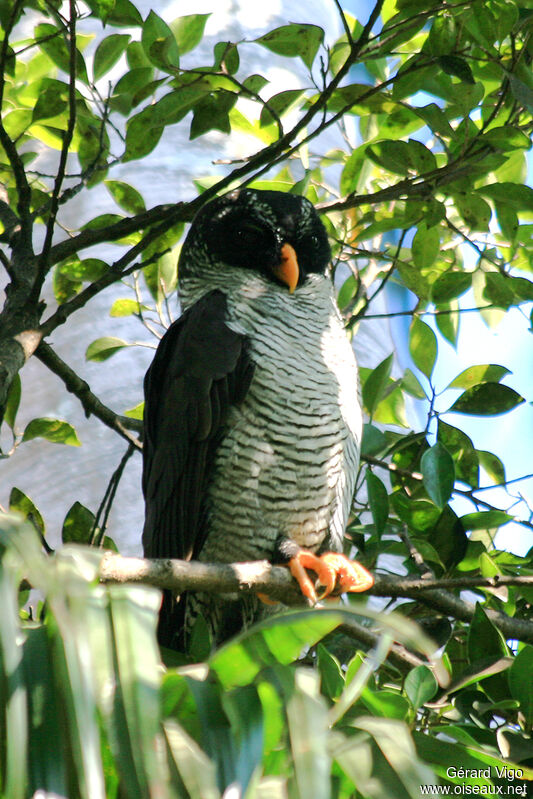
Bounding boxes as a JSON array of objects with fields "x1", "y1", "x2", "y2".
[{"x1": 142, "y1": 188, "x2": 373, "y2": 650}]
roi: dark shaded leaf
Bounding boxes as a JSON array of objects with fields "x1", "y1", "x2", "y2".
[
  {"x1": 4, "y1": 374, "x2": 21, "y2": 430},
  {"x1": 449, "y1": 383, "x2": 525, "y2": 416},
  {"x1": 437, "y1": 55, "x2": 475, "y2": 84},
  {"x1": 9, "y1": 487, "x2": 45, "y2": 537},
  {"x1": 62, "y1": 502, "x2": 95, "y2": 544},
  {"x1": 508, "y1": 645, "x2": 533, "y2": 729},
  {"x1": 366, "y1": 470, "x2": 389, "y2": 534},
  {"x1": 437, "y1": 420, "x2": 479, "y2": 488},
  {"x1": 431, "y1": 271, "x2": 472, "y2": 304},
  {"x1": 421, "y1": 443, "x2": 455, "y2": 508}
]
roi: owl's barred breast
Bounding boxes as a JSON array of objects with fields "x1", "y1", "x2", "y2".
[{"x1": 189, "y1": 271, "x2": 363, "y2": 565}]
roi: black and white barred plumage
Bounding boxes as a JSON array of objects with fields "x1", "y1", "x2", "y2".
[{"x1": 142, "y1": 189, "x2": 363, "y2": 649}]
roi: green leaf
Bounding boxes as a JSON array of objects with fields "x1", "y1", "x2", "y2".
[
  {"x1": 0, "y1": 522, "x2": 28, "y2": 799},
  {"x1": 214, "y1": 41, "x2": 240, "y2": 74},
  {"x1": 62, "y1": 502, "x2": 95, "y2": 544},
  {"x1": 421, "y1": 443, "x2": 455, "y2": 508},
  {"x1": 255, "y1": 23, "x2": 324, "y2": 70},
  {"x1": 22, "y1": 418, "x2": 81, "y2": 447},
  {"x1": 508, "y1": 645, "x2": 533, "y2": 729},
  {"x1": 454, "y1": 193, "x2": 492, "y2": 231},
  {"x1": 34, "y1": 23, "x2": 89, "y2": 84},
  {"x1": 105, "y1": 180, "x2": 145, "y2": 214},
  {"x1": 9, "y1": 487, "x2": 46, "y2": 537},
  {"x1": 449, "y1": 383, "x2": 525, "y2": 416},
  {"x1": 317, "y1": 644, "x2": 344, "y2": 700},
  {"x1": 366, "y1": 470, "x2": 389, "y2": 534},
  {"x1": 259, "y1": 89, "x2": 305, "y2": 128},
  {"x1": 426, "y1": 15, "x2": 457, "y2": 55},
  {"x1": 109, "y1": 298, "x2": 143, "y2": 317},
  {"x1": 468, "y1": 605, "x2": 508, "y2": 665},
  {"x1": 437, "y1": 420, "x2": 479, "y2": 488},
  {"x1": 287, "y1": 669, "x2": 331, "y2": 799},
  {"x1": 477, "y1": 450, "x2": 505, "y2": 484},
  {"x1": 360, "y1": 688, "x2": 410, "y2": 720},
  {"x1": 362, "y1": 353, "x2": 394, "y2": 417},
  {"x1": 22, "y1": 626, "x2": 68, "y2": 797},
  {"x1": 222, "y1": 685, "x2": 264, "y2": 795},
  {"x1": 337, "y1": 274, "x2": 358, "y2": 309},
  {"x1": 447, "y1": 364, "x2": 511, "y2": 390},
  {"x1": 431, "y1": 271, "x2": 471, "y2": 304},
  {"x1": 164, "y1": 719, "x2": 220, "y2": 799},
  {"x1": 404, "y1": 665, "x2": 438, "y2": 709},
  {"x1": 31, "y1": 79, "x2": 68, "y2": 122},
  {"x1": 124, "y1": 401, "x2": 144, "y2": 420},
  {"x1": 477, "y1": 182, "x2": 533, "y2": 212},
  {"x1": 354, "y1": 717, "x2": 436, "y2": 797},
  {"x1": 409, "y1": 318, "x2": 437, "y2": 379},
  {"x1": 190, "y1": 91, "x2": 236, "y2": 139},
  {"x1": 483, "y1": 272, "x2": 515, "y2": 309},
  {"x1": 412, "y1": 225, "x2": 440, "y2": 269},
  {"x1": 4, "y1": 373, "x2": 21, "y2": 430},
  {"x1": 437, "y1": 55, "x2": 475, "y2": 84},
  {"x1": 93, "y1": 34, "x2": 130, "y2": 80},
  {"x1": 170, "y1": 14, "x2": 210, "y2": 56},
  {"x1": 460, "y1": 510, "x2": 513, "y2": 531},
  {"x1": 142, "y1": 10, "x2": 180, "y2": 70},
  {"x1": 401, "y1": 368, "x2": 426, "y2": 399},
  {"x1": 361, "y1": 423, "x2": 388, "y2": 458},
  {"x1": 85, "y1": 336, "x2": 128, "y2": 362},
  {"x1": 107, "y1": 584, "x2": 167, "y2": 796}
]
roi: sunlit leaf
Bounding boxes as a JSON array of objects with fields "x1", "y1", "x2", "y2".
[
  {"x1": 22, "y1": 418, "x2": 81, "y2": 447},
  {"x1": 85, "y1": 336, "x2": 128, "y2": 362}
]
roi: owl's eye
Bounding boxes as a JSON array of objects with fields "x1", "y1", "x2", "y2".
[{"x1": 235, "y1": 222, "x2": 268, "y2": 249}]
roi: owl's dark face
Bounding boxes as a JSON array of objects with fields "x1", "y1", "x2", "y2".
[{"x1": 179, "y1": 189, "x2": 331, "y2": 291}]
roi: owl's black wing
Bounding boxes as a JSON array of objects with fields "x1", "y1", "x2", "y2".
[{"x1": 142, "y1": 289, "x2": 254, "y2": 569}]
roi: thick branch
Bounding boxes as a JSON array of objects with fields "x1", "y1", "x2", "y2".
[
  {"x1": 97, "y1": 555, "x2": 533, "y2": 644},
  {"x1": 35, "y1": 342, "x2": 142, "y2": 446}
]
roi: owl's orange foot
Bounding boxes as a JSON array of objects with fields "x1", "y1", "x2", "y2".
[{"x1": 289, "y1": 550, "x2": 374, "y2": 604}]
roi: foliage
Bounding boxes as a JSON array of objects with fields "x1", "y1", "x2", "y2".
[{"x1": 1, "y1": 0, "x2": 533, "y2": 795}]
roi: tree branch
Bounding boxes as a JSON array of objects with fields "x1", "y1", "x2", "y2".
[
  {"x1": 97, "y1": 555, "x2": 533, "y2": 644},
  {"x1": 35, "y1": 341, "x2": 143, "y2": 447},
  {"x1": 35, "y1": 0, "x2": 78, "y2": 294}
]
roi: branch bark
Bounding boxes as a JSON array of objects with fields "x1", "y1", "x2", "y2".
[
  {"x1": 35, "y1": 342, "x2": 143, "y2": 446},
  {"x1": 97, "y1": 554, "x2": 533, "y2": 645}
]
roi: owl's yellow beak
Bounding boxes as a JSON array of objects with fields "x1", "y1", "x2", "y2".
[{"x1": 272, "y1": 243, "x2": 299, "y2": 294}]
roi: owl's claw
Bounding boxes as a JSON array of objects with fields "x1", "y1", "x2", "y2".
[{"x1": 289, "y1": 550, "x2": 374, "y2": 604}]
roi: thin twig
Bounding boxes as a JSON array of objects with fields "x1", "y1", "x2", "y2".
[
  {"x1": 91, "y1": 444, "x2": 136, "y2": 546},
  {"x1": 35, "y1": 342, "x2": 143, "y2": 445},
  {"x1": 35, "y1": 1, "x2": 78, "y2": 293}
]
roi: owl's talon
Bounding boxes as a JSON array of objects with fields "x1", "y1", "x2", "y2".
[{"x1": 288, "y1": 550, "x2": 374, "y2": 602}]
